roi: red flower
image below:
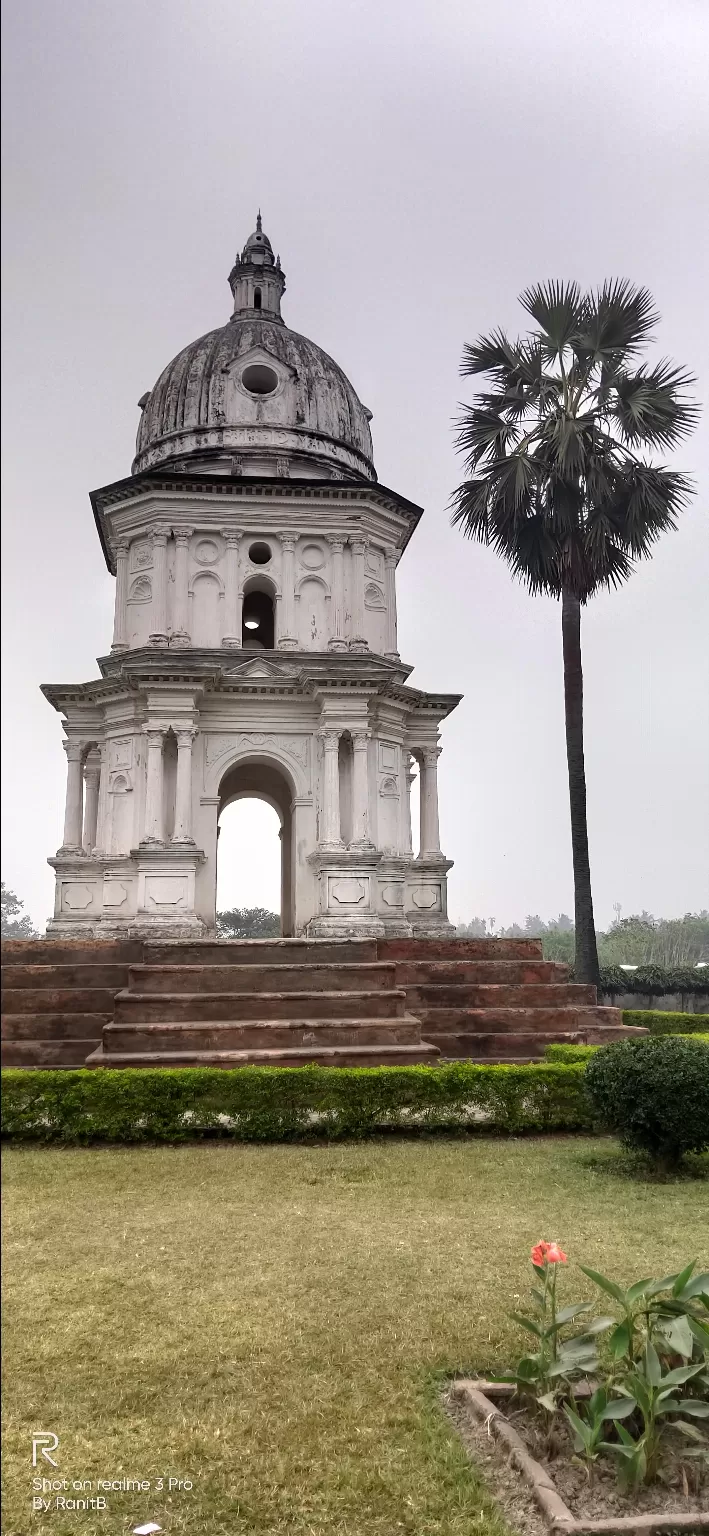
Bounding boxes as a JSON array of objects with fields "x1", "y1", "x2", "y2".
[{"x1": 531, "y1": 1240, "x2": 568, "y2": 1266}]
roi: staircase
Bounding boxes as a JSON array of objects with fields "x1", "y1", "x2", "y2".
[
  {"x1": 86, "y1": 939, "x2": 436, "y2": 1068},
  {"x1": 380, "y1": 938, "x2": 634, "y2": 1060},
  {"x1": 2, "y1": 936, "x2": 637, "y2": 1069},
  {"x1": 1, "y1": 940, "x2": 141, "y2": 1067}
]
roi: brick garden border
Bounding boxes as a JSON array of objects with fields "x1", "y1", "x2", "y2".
[{"x1": 451, "y1": 1380, "x2": 709, "y2": 1536}]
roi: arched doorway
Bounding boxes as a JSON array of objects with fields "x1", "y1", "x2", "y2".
[{"x1": 216, "y1": 758, "x2": 296, "y2": 935}]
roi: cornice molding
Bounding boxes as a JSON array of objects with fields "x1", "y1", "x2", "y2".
[{"x1": 90, "y1": 474, "x2": 423, "y2": 574}]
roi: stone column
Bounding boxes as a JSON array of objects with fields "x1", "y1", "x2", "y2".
[
  {"x1": 349, "y1": 535, "x2": 367, "y2": 650},
  {"x1": 93, "y1": 740, "x2": 111, "y2": 855},
  {"x1": 60, "y1": 742, "x2": 84, "y2": 851},
  {"x1": 319, "y1": 730, "x2": 342, "y2": 846},
  {"x1": 171, "y1": 528, "x2": 193, "y2": 646},
  {"x1": 172, "y1": 728, "x2": 196, "y2": 844},
  {"x1": 419, "y1": 747, "x2": 442, "y2": 857},
  {"x1": 384, "y1": 550, "x2": 398, "y2": 656},
  {"x1": 142, "y1": 727, "x2": 166, "y2": 843},
  {"x1": 351, "y1": 731, "x2": 371, "y2": 844},
  {"x1": 82, "y1": 750, "x2": 102, "y2": 853},
  {"x1": 278, "y1": 530, "x2": 298, "y2": 648},
  {"x1": 403, "y1": 750, "x2": 415, "y2": 854},
  {"x1": 111, "y1": 540, "x2": 130, "y2": 652},
  {"x1": 327, "y1": 537, "x2": 347, "y2": 651},
  {"x1": 222, "y1": 530, "x2": 242, "y2": 647},
  {"x1": 149, "y1": 526, "x2": 170, "y2": 645}
]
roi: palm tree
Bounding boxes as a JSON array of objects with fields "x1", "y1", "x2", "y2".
[{"x1": 452, "y1": 282, "x2": 698, "y2": 985}]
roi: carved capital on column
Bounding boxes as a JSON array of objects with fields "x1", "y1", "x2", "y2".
[
  {"x1": 114, "y1": 538, "x2": 130, "y2": 558},
  {"x1": 142, "y1": 725, "x2": 167, "y2": 749},
  {"x1": 352, "y1": 730, "x2": 370, "y2": 751},
  {"x1": 349, "y1": 536, "x2": 367, "y2": 556},
  {"x1": 175, "y1": 727, "x2": 198, "y2": 750},
  {"x1": 63, "y1": 741, "x2": 84, "y2": 763},
  {"x1": 152, "y1": 524, "x2": 171, "y2": 545},
  {"x1": 174, "y1": 527, "x2": 194, "y2": 548},
  {"x1": 278, "y1": 529, "x2": 298, "y2": 552},
  {"x1": 82, "y1": 749, "x2": 102, "y2": 784},
  {"x1": 421, "y1": 746, "x2": 442, "y2": 769},
  {"x1": 319, "y1": 730, "x2": 341, "y2": 753},
  {"x1": 384, "y1": 548, "x2": 398, "y2": 569},
  {"x1": 327, "y1": 536, "x2": 345, "y2": 553},
  {"x1": 221, "y1": 528, "x2": 242, "y2": 548}
]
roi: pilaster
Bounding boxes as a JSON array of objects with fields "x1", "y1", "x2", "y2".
[{"x1": 148, "y1": 525, "x2": 170, "y2": 645}]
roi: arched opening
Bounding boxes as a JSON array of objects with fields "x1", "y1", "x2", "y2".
[
  {"x1": 242, "y1": 584, "x2": 275, "y2": 649},
  {"x1": 217, "y1": 758, "x2": 295, "y2": 935},
  {"x1": 253, "y1": 287, "x2": 262, "y2": 310}
]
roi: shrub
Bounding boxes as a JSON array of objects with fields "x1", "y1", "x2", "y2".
[
  {"x1": 599, "y1": 966, "x2": 708, "y2": 996},
  {"x1": 584, "y1": 1036, "x2": 709, "y2": 1171},
  {"x1": 623, "y1": 1009, "x2": 709, "y2": 1035},
  {"x1": 545, "y1": 1032, "x2": 709, "y2": 1064},
  {"x1": 1, "y1": 1062, "x2": 593, "y2": 1144}
]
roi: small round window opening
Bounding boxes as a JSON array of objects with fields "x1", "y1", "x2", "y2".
[
  {"x1": 241, "y1": 363, "x2": 278, "y2": 395},
  {"x1": 248, "y1": 541, "x2": 272, "y2": 566}
]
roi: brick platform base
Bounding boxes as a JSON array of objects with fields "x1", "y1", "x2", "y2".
[{"x1": 1, "y1": 937, "x2": 639, "y2": 1068}]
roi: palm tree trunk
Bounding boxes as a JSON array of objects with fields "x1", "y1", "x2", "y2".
[{"x1": 561, "y1": 587, "x2": 601, "y2": 988}]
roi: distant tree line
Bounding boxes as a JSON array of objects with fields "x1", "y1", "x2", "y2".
[
  {"x1": 216, "y1": 907, "x2": 281, "y2": 939},
  {"x1": 1, "y1": 883, "x2": 38, "y2": 939},
  {"x1": 456, "y1": 911, "x2": 709, "y2": 967}
]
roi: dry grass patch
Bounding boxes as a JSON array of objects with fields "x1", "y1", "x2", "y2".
[{"x1": 2, "y1": 1137, "x2": 706, "y2": 1535}]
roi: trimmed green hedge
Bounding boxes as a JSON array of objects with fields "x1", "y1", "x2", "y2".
[
  {"x1": 545, "y1": 1034, "x2": 709, "y2": 1064},
  {"x1": 1, "y1": 1063, "x2": 594, "y2": 1144},
  {"x1": 545, "y1": 1044, "x2": 600, "y2": 1063},
  {"x1": 623, "y1": 1009, "x2": 709, "y2": 1035},
  {"x1": 599, "y1": 966, "x2": 709, "y2": 996}
]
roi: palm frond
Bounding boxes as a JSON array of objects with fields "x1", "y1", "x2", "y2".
[
  {"x1": 460, "y1": 329, "x2": 522, "y2": 378},
  {"x1": 608, "y1": 463, "x2": 693, "y2": 556},
  {"x1": 519, "y1": 280, "x2": 581, "y2": 356},
  {"x1": 454, "y1": 403, "x2": 517, "y2": 469},
  {"x1": 611, "y1": 361, "x2": 699, "y2": 448},
  {"x1": 449, "y1": 478, "x2": 492, "y2": 541},
  {"x1": 575, "y1": 280, "x2": 659, "y2": 362}
]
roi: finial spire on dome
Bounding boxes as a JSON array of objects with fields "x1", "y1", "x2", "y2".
[{"x1": 228, "y1": 214, "x2": 286, "y2": 323}]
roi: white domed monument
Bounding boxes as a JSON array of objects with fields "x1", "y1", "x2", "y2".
[{"x1": 43, "y1": 216, "x2": 462, "y2": 940}]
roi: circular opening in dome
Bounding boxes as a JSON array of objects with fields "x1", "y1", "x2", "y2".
[
  {"x1": 242, "y1": 363, "x2": 278, "y2": 395},
  {"x1": 248, "y1": 541, "x2": 272, "y2": 566}
]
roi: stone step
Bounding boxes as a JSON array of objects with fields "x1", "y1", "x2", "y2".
[
  {"x1": 4, "y1": 965, "x2": 131, "y2": 990},
  {"x1": 403, "y1": 983, "x2": 595, "y2": 1008},
  {"x1": 379, "y1": 937, "x2": 545, "y2": 961},
  {"x1": 395, "y1": 960, "x2": 570, "y2": 985},
  {"x1": 1, "y1": 1013, "x2": 110, "y2": 1040},
  {"x1": 101, "y1": 1016, "x2": 426, "y2": 1053},
  {"x1": 113, "y1": 988, "x2": 409, "y2": 1023},
  {"x1": 409, "y1": 1005, "x2": 623, "y2": 1033},
  {"x1": 1, "y1": 940, "x2": 142, "y2": 966},
  {"x1": 86, "y1": 1042, "x2": 439, "y2": 1069},
  {"x1": 126, "y1": 962, "x2": 398, "y2": 995},
  {"x1": 432, "y1": 1027, "x2": 637, "y2": 1059},
  {"x1": 2, "y1": 988, "x2": 120, "y2": 1014},
  {"x1": 143, "y1": 938, "x2": 379, "y2": 966},
  {"x1": 1, "y1": 1039, "x2": 96, "y2": 1068}
]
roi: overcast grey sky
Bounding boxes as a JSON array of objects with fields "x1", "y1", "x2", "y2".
[{"x1": 2, "y1": 0, "x2": 708, "y2": 931}]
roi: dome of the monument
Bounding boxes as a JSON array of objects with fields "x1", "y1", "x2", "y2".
[{"x1": 133, "y1": 217, "x2": 375, "y2": 482}]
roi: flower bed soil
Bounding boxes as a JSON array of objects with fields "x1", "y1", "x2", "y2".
[{"x1": 446, "y1": 1381, "x2": 709, "y2": 1534}]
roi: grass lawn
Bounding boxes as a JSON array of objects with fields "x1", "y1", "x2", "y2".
[{"x1": 2, "y1": 1136, "x2": 707, "y2": 1535}]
